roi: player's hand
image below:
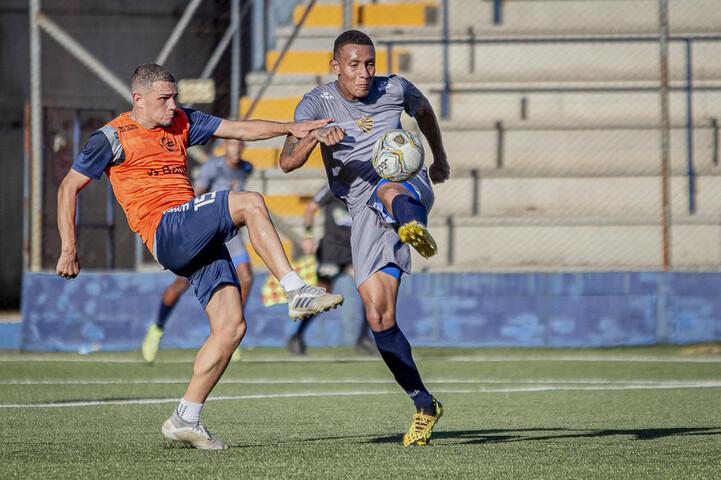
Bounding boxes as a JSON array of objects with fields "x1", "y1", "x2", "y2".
[
  {"x1": 289, "y1": 119, "x2": 333, "y2": 139},
  {"x1": 429, "y1": 153, "x2": 450, "y2": 184},
  {"x1": 56, "y1": 250, "x2": 81, "y2": 279},
  {"x1": 312, "y1": 126, "x2": 345, "y2": 146},
  {"x1": 301, "y1": 237, "x2": 317, "y2": 255}
]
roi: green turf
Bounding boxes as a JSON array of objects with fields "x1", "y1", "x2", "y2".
[{"x1": 1, "y1": 347, "x2": 720, "y2": 479}]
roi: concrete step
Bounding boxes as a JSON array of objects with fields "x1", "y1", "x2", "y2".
[
  {"x1": 264, "y1": 48, "x2": 410, "y2": 75},
  {"x1": 432, "y1": 85, "x2": 721, "y2": 127},
  {"x1": 291, "y1": 2, "x2": 439, "y2": 29},
  {"x1": 412, "y1": 214, "x2": 721, "y2": 271},
  {"x1": 434, "y1": 126, "x2": 721, "y2": 175},
  {"x1": 446, "y1": 0, "x2": 721, "y2": 36},
  {"x1": 370, "y1": 39, "x2": 721, "y2": 83},
  {"x1": 254, "y1": 37, "x2": 721, "y2": 83}
]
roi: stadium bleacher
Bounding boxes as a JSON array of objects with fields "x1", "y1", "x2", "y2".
[{"x1": 240, "y1": 0, "x2": 721, "y2": 271}]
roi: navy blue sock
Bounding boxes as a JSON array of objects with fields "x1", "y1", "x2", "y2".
[
  {"x1": 155, "y1": 301, "x2": 175, "y2": 330},
  {"x1": 372, "y1": 324, "x2": 433, "y2": 413},
  {"x1": 391, "y1": 194, "x2": 427, "y2": 226}
]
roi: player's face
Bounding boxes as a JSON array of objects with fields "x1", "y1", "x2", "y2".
[
  {"x1": 137, "y1": 81, "x2": 178, "y2": 127},
  {"x1": 332, "y1": 44, "x2": 376, "y2": 100},
  {"x1": 224, "y1": 139, "x2": 244, "y2": 167}
]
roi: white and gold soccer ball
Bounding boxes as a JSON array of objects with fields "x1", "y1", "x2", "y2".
[{"x1": 371, "y1": 129, "x2": 425, "y2": 182}]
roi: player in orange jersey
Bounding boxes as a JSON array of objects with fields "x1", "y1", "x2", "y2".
[{"x1": 55, "y1": 63, "x2": 343, "y2": 449}]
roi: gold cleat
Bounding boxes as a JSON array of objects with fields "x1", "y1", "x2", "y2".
[
  {"x1": 402, "y1": 398, "x2": 444, "y2": 447},
  {"x1": 398, "y1": 220, "x2": 438, "y2": 258}
]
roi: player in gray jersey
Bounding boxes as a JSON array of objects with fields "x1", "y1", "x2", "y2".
[
  {"x1": 142, "y1": 139, "x2": 253, "y2": 363},
  {"x1": 279, "y1": 30, "x2": 451, "y2": 446}
]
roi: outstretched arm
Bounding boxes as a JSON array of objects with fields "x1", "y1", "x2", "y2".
[
  {"x1": 278, "y1": 126, "x2": 345, "y2": 173},
  {"x1": 213, "y1": 118, "x2": 332, "y2": 142},
  {"x1": 56, "y1": 169, "x2": 92, "y2": 278},
  {"x1": 414, "y1": 97, "x2": 450, "y2": 184}
]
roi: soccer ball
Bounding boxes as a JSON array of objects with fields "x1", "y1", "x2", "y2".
[{"x1": 371, "y1": 129, "x2": 425, "y2": 182}]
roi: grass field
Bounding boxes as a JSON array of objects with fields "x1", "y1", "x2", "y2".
[{"x1": 1, "y1": 346, "x2": 720, "y2": 479}]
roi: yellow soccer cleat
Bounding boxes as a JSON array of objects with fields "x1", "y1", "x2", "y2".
[
  {"x1": 402, "y1": 398, "x2": 444, "y2": 447},
  {"x1": 398, "y1": 220, "x2": 437, "y2": 258},
  {"x1": 230, "y1": 347, "x2": 242, "y2": 363},
  {"x1": 142, "y1": 324, "x2": 163, "y2": 363}
]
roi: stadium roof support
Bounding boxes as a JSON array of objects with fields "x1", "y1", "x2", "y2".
[{"x1": 27, "y1": 0, "x2": 245, "y2": 271}]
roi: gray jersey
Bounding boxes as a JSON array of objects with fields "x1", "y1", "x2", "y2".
[
  {"x1": 294, "y1": 75, "x2": 424, "y2": 216},
  {"x1": 195, "y1": 156, "x2": 253, "y2": 193}
]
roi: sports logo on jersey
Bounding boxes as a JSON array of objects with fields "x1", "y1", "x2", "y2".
[
  {"x1": 320, "y1": 91, "x2": 334, "y2": 100},
  {"x1": 160, "y1": 136, "x2": 176, "y2": 152},
  {"x1": 355, "y1": 115, "x2": 373, "y2": 134}
]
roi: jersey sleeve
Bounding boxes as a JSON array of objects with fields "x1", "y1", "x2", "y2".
[
  {"x1": 183, "y1": 108, "x2": 222, "y2": 146},
  {"x1": 294, "y1": 94, "x2": 320, "y2": 122},
  {"x1": 194, "y1": 158, "x2": 217, "y2": 191},
  {"x1": 313, "y1": 184, "x2": 335, "y2": 207},
  {"x1": 71, "y1": 130, "x2": 113, "y2": 180},
  {"x1": 393, "y1": 76, "x2": 424, "y2": 117}
]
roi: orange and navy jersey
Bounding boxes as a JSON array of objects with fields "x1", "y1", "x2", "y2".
[{"x1": 71, "y1": 108, "x2": 221, "y2": 253}]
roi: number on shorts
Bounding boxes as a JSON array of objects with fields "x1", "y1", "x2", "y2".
[{"x1": 194, "y1": 192, "x2": 217, "y2": 211}]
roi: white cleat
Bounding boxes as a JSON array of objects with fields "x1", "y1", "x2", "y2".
[
  {"x1": 161, "y1": 413, "x2": 228, "y2": 450},
  {"x1": 287, "y1": 284, "x2": 344, "y2": 321}
]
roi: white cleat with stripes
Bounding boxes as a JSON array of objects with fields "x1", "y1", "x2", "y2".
[
  {"x1": 287, "y1": 284, "x2": 344, "y2": 321},
  {"x1": 161, "y1": 413, "x2": 228, "y2": 450}
]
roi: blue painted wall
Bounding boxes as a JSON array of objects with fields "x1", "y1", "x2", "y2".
[{"x1": 20, "y1": 271, "x2": 721, "y2": 352}]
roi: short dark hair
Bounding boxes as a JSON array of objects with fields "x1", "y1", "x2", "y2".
[
  {"x1": 333, "y1": 30, "x2": 374, "y2": 59},
  {"x1": 131, "y1": 63, "x2": 175, "y2": 91}
]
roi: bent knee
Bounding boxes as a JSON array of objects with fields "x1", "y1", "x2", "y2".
[
  {"x1": 214, "y1": 316, "x2": 246, "y2": 346},
  {"x1": 229, "y1": 191, "x2": 267, "y2": 223},
  {"x1": 365, "y1": 307, "x2": 395, "y2": 330}
]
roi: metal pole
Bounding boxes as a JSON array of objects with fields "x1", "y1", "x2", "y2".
[
  {"x1": 684, "y1": 39, "x2": 696, "y2": 214},
  {"x1": 37, "y1": 13, "x2": 131, "y2": 101},
  {"x1": 712, "y1": 118, "x2": 719, "y2": 166},
  {"x1": 230, "y1": 0, "x2": 241, "y2": 119},
  {"x1": 495, "y1": 121, "x2": 504, "y2": 168},
  {"x1": 441, "y1": 0, "x2": 450, "y2": 119},
  {"x1": 493, "y1": 0, "x2": 502, "y2": 25},
  {"x1": 73, "y1": 112, "x2": 81, "y2": 226},
  {"x1": 155, "y1": 0, "x2": 205, "y2": 66},
  {"x1": 22, "y1": 102, "x2": 31, "y2": 272},
  {"x1": 106, "y1": 183, "x2": 115, "y2": 269},
  {"x1": 30, "y1": 0, "x2": 42, "y2": 272},
  {"x1": 343, "y1": 0, "x2": 353, "y2": 30},
  {"x1": 658, "y1": 0, "x2": 672, "y2": 270}
]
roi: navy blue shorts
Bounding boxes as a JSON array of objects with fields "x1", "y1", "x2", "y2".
[{"x1": 154, "y1": 190, "x2": 240, "y2": 308}]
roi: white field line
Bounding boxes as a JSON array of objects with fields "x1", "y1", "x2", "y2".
[
  {"x1": 0, "y1": 354, "x2": 720, "y2": 364},
  {"x1": 1, "y1": 378, "x2": 720, "y2": 387},
  {"x1": 2, "y1": 382, "x2": 721, "y2": 409}
]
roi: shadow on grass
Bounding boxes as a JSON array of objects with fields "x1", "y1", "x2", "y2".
[{"x1": 369, "y1": 427, "x2": 721, "y2": 445}]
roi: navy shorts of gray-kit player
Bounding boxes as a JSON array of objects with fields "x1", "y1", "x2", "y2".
[{"x1": 154, "y1": 190, "x2": 240, "y2": 308}]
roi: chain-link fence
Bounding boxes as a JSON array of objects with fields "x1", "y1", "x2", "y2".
[
  {"x1": 23, "y1": 0, "x2": 721, "y2": 274},
  {"x1": 239, "y1": 0, "x2": 721, "y2": 272},
  {"x1": 412, "y1": 0, "x2": 721, "y2": 272}
]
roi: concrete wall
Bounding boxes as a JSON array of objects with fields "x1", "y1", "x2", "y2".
[{"x1": 20, "y1": 271, "x2": 721, "y2": 351}]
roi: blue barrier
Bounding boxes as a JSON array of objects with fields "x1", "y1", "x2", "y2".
[
  {"x1": 0, "y1": 322, "x2": 21, "y2": 350},
  {"x1": 20, "y1": 271, "x2": 721, "y2": 352}
]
